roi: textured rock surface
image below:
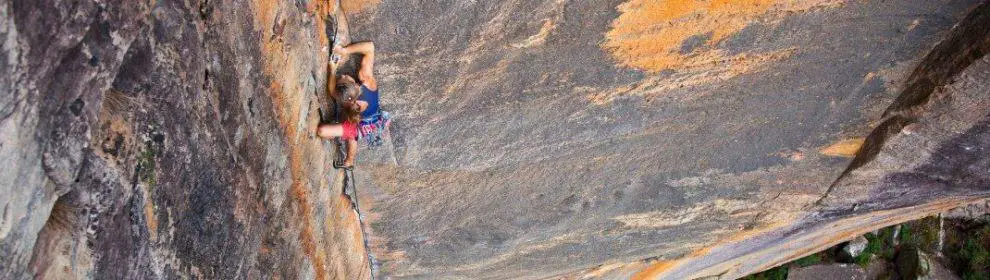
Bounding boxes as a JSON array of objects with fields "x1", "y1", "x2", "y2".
[
  {"x1": 1, "y1": 0, "x2": 368, "y2": 279},
  {"x1": 347, "y1": 0, "x2": 990, "y2": 279},
  {"x1": 2, "y1": 0, "x2": 990, "y2": 280}
]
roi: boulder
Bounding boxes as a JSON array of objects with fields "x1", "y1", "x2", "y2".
[{"x1": 839, "y1": 235, "x2": 871, "y2": 262}]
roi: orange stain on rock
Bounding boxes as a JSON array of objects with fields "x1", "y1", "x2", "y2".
[
  {"x1": 635, "y1": 198, "x2": 981, "y2": 279},
  {"x1": 688, "y1": 246, "x2": 713, "y2": 258},
  {"x1": 247, "y1": 0, "x2": 371, "y2": 278},
  {"x1": 630, "y1": 260, "x2": 679, "y2": 280},
  {"x1": 252, "y1": 0, "x2": 338, "y2": 278},
  {"x1": 143, "y1": 191, "x2": 158, "y2": 241},
  {"x1": 625, "y1": 219, "x2": 796, "y2": 279},
  {"x1": 604, "y1": 0, "x2": 844, "y2": 72},
  {"x1": 820, "y1": 138, "x2": 866, "y2": 157},
  {"x1": 341, "y1": 0, "x2": 381, "y2": 13}
]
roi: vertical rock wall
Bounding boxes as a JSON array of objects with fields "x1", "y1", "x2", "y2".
[
  {"x1": 346, "y1": 0, "x2": 990, "y2": 279},
  {"x1": 1, "y1": 0, "x2": 368, "y2": 279},
  {"x1": 3, "y1": 0, "x2": 989, "y2": 279}
]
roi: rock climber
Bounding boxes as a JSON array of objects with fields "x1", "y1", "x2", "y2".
[{"x1": 317, "y1": 41, "x2": 390, "y2": 169}]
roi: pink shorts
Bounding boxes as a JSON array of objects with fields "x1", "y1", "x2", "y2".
[{"x1": 341, "y1": 121, "x2": 358, "y2": 141}]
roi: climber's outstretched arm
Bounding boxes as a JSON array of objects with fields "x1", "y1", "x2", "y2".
[{"x1": 336, "y1": 41, "x2": 377, "y2": 91}]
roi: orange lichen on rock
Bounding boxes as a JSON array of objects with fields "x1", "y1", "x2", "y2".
[
  {"x1": 820, "y1": 138, "x2": 866, "y2": 157},
  {"x1": 341, "y1": 0, "x2": 381, "y2": 13},
  {"x1": 143, "y1": 189, "x2": 158, "y2": 241},
  {"x1": 587, "y1": 46, "x2": 797, "y2": 104},
  {"x1": 630, "y1": 260, "x2": 679, "y2": 280},
  {"x1": 604, "y1": 0, "x2": 844, "y2": 72},
  {"x1": 251, "y1": 0, "x2": 338, "y2": 279}
]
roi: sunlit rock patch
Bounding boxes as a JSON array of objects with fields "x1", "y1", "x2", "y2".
[{"x1": 604, "y1": 0, "x2": 844, "y2": 72}]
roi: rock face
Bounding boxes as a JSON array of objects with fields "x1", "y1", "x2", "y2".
[
  {"x1": 1, "y1": 0, "x2": 367, "y2": 279},
  {"x1": 347, "y1": 0, "x2": 990, "y2": 279},
  {"x1": 2, "y1": 1, "x2": 989, "y2": 280}
]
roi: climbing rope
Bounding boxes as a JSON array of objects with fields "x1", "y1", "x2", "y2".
[
  {"x1": 333, "y1": 138, "x2": 377, "y2": 279},
  {"x1": 316, "y1": 0, "x2": 345, "y2": 123},
  {"x1": 330, "y1": 0, "x2": 343, "y2": 64},
  {"x1": 328, "y1": 2, "x2": 378, "y2": 278},
  {"x1": 345, "y1": 168, "x2": 378, "y2": 280}
]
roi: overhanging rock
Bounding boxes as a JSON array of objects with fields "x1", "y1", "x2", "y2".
[{"x1": 348, "y1": 1, "x2": 990, "y2": 278}]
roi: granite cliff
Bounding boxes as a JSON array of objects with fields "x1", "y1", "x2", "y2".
[
  {"x1": 2, "y1": 0, "x2": 989, "y2": 279},
  {"x1": 349, "y1": 0, "x2": 990, "y2": 278},
  {"x1": 1, "y1": 0, "x2": 368, "y2": 278}
]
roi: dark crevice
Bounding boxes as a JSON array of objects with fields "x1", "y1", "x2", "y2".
[
  {"x1": 27, "y1": 191, "x2": 82, "y2": 276},
  {"x1": 882, "y1": 3, "x2": 990, "y2": 118},
  {"x1": 202, "y1": 68, "x2": 212, "y2": 91},
  {"x1": 198, "y1": 0, "x2": 213, "y2": 22},
  {"x1": 818, "y1": 3, "x2": 990, "y2": 205},
  {"x1": 817, "y1": 116, "x2": 914, "y2": 205}
]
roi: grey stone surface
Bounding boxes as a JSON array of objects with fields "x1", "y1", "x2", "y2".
[
  {"x1": 1, "y1": 0, "x2": 150, "y2": 277},
  {"x1": 929, "y1": 259, "x2": 961, "y2": 280},
  {"x1": 1, "y1": 0, "x2": 367, "y2": 279},
  {"x1": 865, "y1": 260, "x2": 892, "y2": 280},
  {"x1": 635, "y1": 6, "x2": 990, "y2": 276},
  {"x1": 944, "y1": 199, "x2": 990, "y2": 221},
  {"x1": 839, "y1": 235, "x2": 869, "y2": 261},
  {"x1": 346, "y1": 1, "x2": 990, "y2": 279},
  {"x1": 2, "y1": 0, "x2": 990, "y2": 280}
]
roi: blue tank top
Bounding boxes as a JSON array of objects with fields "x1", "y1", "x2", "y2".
[{"x1": 358, "y1": 84, "x2": 380, "y2": 120}]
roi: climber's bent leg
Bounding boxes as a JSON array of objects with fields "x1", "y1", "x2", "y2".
[
  {"x1": 317, "y1": 124, "x2": 343, "y2": 138},
  {"x1": 344, "y1": 138, "x2": 358, "y2": 167},
  {"x1": 320, "y1": 122, "x2": 359, "y2": 168}
]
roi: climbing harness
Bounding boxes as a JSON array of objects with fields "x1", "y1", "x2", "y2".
[{"x1": 358, "y1": 111, "x2": 392, "y2": 147}]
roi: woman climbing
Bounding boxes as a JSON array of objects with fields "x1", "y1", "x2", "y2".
[{"x1": 317, "y1": 41, "x2": 390, "y2": 169}]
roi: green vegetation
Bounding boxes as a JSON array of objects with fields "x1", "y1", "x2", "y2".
[
  {"x1": 742, "y1": 266, "x2": 788, "y2": 280},
  {"x1": 900, "y1": 216, "x2": 941, "y2": 252},
  {"x1": 741, "y1": 215, "x2": 990, "y2": 279},
  {"x1": 138, "y1": 141, "x2": 157, "y2": 187},
  {"x1": 741, "y1": 253, "x2": 821, "y2": 280},
  {"x1": 793, "y1": 253, "x2": 822, "y2": 267},
  {"x1": 855, "y1": 227, "x2": 897, "y2": 266},
  {"x1": 856, "y1": 233, "x2": 878, "y2": 266},
  {"x1": 956, "y1": 225, "x2": 990, "y2": 280}
]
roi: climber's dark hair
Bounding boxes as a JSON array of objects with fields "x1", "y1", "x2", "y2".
[{"x1": 336, "y1": 75, "x2": 361, "y2": 123}]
